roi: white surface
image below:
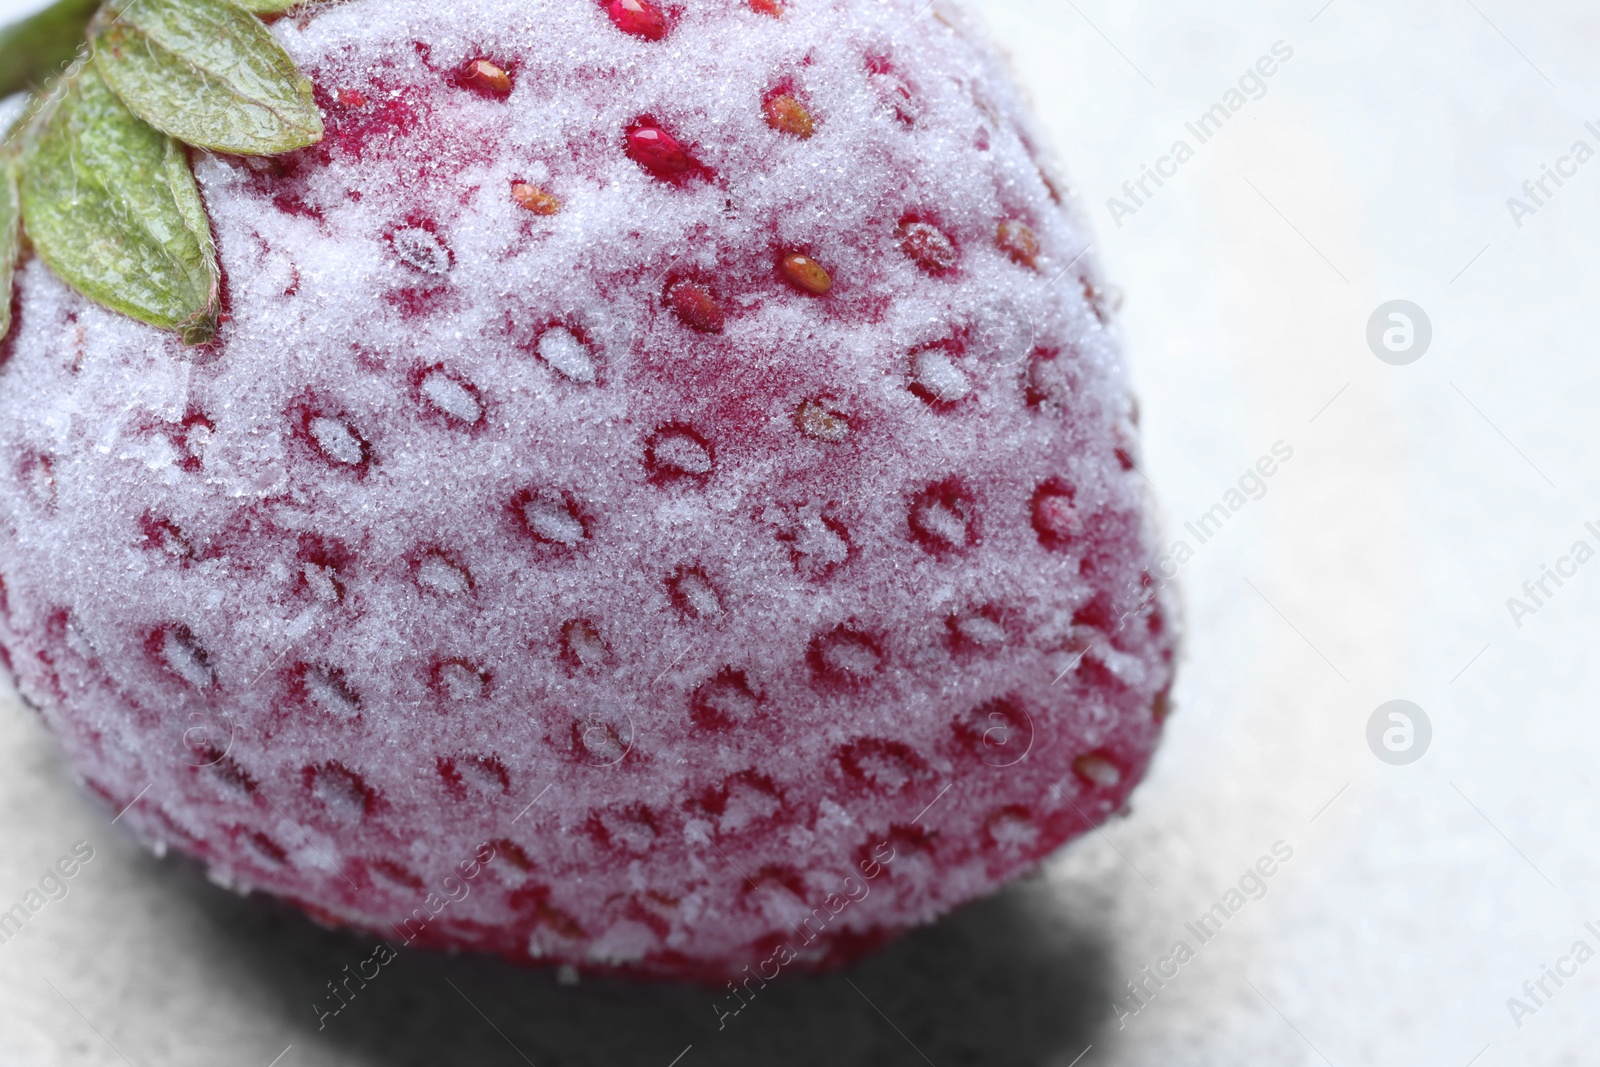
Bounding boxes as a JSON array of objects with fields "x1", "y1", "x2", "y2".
[{"x1": 2, "y1": 1, "x2": 1598, "y2": 1065}]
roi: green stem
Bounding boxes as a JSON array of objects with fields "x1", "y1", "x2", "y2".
[{"x1": 0, "y1": 0, "x2": 102, "y2": 101}]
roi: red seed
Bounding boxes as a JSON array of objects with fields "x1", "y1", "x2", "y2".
[
  {"x1": 780, "y1": 253, "x2": 832, "y2": 295},
  {"x1": 997, "y1": 220, "x2": 1040, "y2": 269},
  {"x1": 898, "y1": 220, "x2": 958, "y2": 274},
  {"x1": 667, "y1": 281, "x2": 725, "y2": 333},
  {"x1": 459, "y1": 58, "x2": 512, "y2": 98},
  {"x1": 336, "y1": 88, "x2": 367, "y2": 108},
  {"x1": 750, "y1": 0, "x2": 783, "y2": 14},
  {"x1": 763, "y1": 95, "x2": 814, "y2": 138},
  {"x1": 609, "y1": 0, "x2": 668, "y2": 40},
  {"x1": 511, "y1": 182, "x2": 561, "y2": 215},
  {"x1": 627, "y1": 121, "x2": 697, "y2": 181}
]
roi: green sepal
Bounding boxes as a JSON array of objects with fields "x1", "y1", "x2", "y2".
[
  {"x1": 0, "y1": 164, "x2": 18, "y2": 340},
  {"x1": 228, "y1": 0, "x2": 305, "y2": 12},
  {"x1": 19, "y1": 59, "x2": 220, "y2": 346},
  {"x1": 91, "y1": 0, "x2": 323, "y2": 156},
  {"x1": 0, "y1": 0, "x2": 101, "y2": 101}
]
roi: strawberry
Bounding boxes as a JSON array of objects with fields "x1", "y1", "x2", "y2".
[{"x1": 0, "y1": 0, "x2": 1174, "y2": 980}]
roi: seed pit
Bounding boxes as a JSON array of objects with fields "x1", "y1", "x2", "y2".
[
  {"x1": 709, "y1": 772, "x2": 784, "y2": 835},
  {"x1": 241, "y1": 829, "x2": 287, "y2": 865},
  {"x1": 587, "y1": 804, "x2": 659, "y2": 853},
  {"x1": 1025, "y1": 347, "x2": 1074, "y2": 408},
  {"x1": 1081, "y1": 275, "x2": 1118, "y2": 324},
  {"x1": 836, "y1": 737, "x2": 924, "y2": 793},
  {"x1": 298, "y1": 664, "x2": 360, "y2": 720},
  {"x1": 572, "y1": 710, "x2": 633, "y2": 766},
  {"x1": 767, "y1": 502, "x2": 850, "y2": 579},
  {"x1": 952, "y1": 697, "x2": 1034, "y2": 766},
  {"x1": 1073, "y1": 749, "x2": 1123, "y2": 789},
  {"x1": 690, "y1": 668, "x2": 761, "y2": 730},
  {"x1": 645, "y1": 426, "x2": 714, "y2": 481},
  {"x1": 391, "y1": 226, "x2": 452, "y2": 275},
  {"x1": 667, "y1": 567, "x2": 722, "y2": 620},
  {"x1": 908, "y1": 346, "x2": 971, "y2": 405},
  {"x1": 154, "y1": 625, "x2": 214, "y2": 689},
  {"x1": 909, "y1": 479, "x2": 977, "y2": 554},
  {"x1": 139, "y1": 515, "x2": 194, "y2": 562},
  {"x1": 809, "y1": 626, "x2": 882, "y2": 685},
  {"x1": 948, "y1": 609, "x2": 1007, "y2": 652},
  {"x1": 308, "y1": 416, "x2": 369, "y2": 467},
  {"x1": 795, "y1": 400, "x2": 849, "y2": 442},
  {"x1": 148, "y1": 409, "x2": 214, "y2": 473},
  {"x1": 536, "y1": 327, "x2": 599, "y2": 384},
  {"x1": 369, "y1": 858, "x2": 425, "y2": 890},
  {"x1": 19, "y1": 452, "x2": 56, "y2": 511},
  {"x1": 490, "y1": 838, "x2": 534, "y2": 871},
  {"x1": 987, "y1": 806, "x2": 1040, "y2": 849},
  {"x1": 438, "y1": 754, "x2": 511, "y2": 796},
  {"x1": 1032, "y1": 479, "x2": 1081, "y2": 550},
  {"x1": 869, "y1": 62, "x2": 918, "y2": 126},
  {"x1": 514, "y1": 489, "x2": 589, "y2": 548},
  {"x1": 432, "y1": 659, "x2": 490, "y2": 702},
  {"x1": 305, "y1": 761, "x2": 376, "y2": 818},
  {"x1": 414, "y1": 549, "x2": 472, "y2": 596},
  {"x1": 561, "y1": 619, "x2": 607, "y2": 671},
  {"x1": 209, "y1": 756, "x2": 257, "y2": 796},
  {"x1": 297, "y1": 534, "x2": 351, "y2": 602},
  {"x1": 897, "y1": 218, "x2": 957, "y2": 274},
  {"x1": 303, "y1": 564, "x2": 340, "y2": 603},
  {"x1": 420, "y1": 370, "x2": 484, "y2": 424}
]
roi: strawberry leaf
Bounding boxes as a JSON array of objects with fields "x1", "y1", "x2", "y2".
[
  {"x1": 229, "y1": 1, "x2": 304, "y2": 11},
  {"x1": 20, "y1": 59, "x2": 220, "y2": 345},
  {"x1": 90, "y1": 0, "x2": 323, "y2": 155},
  {"x1": 0, "y1": 164, "x2": 18, "y2": 340},
  {"x1": 0, "y1": 0, "x2": 99, "y2": 101}
]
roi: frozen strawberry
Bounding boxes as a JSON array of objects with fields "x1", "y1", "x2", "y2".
[{"x1": 0, "y1": 0, "x2": 1174, "y2": 980}]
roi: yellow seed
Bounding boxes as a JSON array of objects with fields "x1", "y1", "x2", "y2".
[
  {"x1": 997, "y1": 219, "x2": 1040, "y2": 269},
  {"x1": 512, "y1": 182, "x2": 561, "y2": 216},
  {"x1": 796, "y1": 401, "x2": 849, "y2": 442},
  {"x1": 763, "y1": 95, "x2": 815, "y2": 139},
  {"x1": 781, "y1": 253, "x2": 831, "y2": 295},
  {"x1": 466, "y1": 59, "x2": 512, "y2": 96}
]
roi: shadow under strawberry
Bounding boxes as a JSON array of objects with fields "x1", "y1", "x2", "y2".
[{"x1": 160, "y1": 848, "x2": 1114, "y2": 1067}]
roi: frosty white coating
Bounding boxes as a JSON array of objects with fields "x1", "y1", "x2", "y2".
[{"x1": 0, "y1": 0, "x2": 1173, "y2": 977}]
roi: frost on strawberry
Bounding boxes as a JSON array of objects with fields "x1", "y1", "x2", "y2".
[{"x1": 0, "y1": 0, "x2": 1175, "y2": 980}]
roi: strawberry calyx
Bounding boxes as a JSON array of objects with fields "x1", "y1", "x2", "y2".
[{"x1": 0, "y1": 0, "x2": 321, "y2": 348}]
